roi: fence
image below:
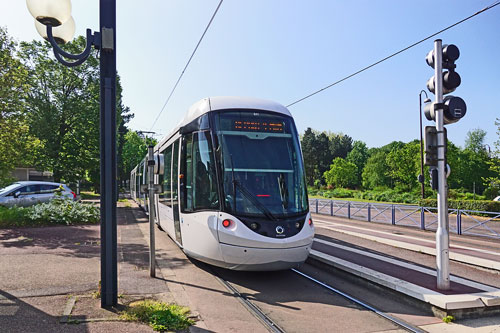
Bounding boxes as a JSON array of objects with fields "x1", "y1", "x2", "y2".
[{"x1": 309, "y1": 198, "x2": 500, "y2": 240}]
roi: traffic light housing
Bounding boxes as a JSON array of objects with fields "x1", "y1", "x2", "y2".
[
  {"x1": 424, "y1": 126, "x2": 447, "y2": 166},
  {"x1": 426, "y1": 44, "x2": 461, "y2": 95},
  {"x1": 424, "y1": 96, "x2": 467, "y2": 124}
]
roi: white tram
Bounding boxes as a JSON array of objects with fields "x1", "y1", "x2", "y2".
[{"x1": 130, "y1": 97, "x2": 314, "y2": 270}]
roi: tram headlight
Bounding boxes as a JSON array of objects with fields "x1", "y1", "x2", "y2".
[
  {"x1": 250, "y1": 222, "x2": 259, "y2": 230},
  {"x1": 295, "y1": 222, "x2": 301, "y2": 229}
]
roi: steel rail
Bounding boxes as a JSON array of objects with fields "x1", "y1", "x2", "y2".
[
  {"x1": 291, "y1": 269, "x2": 425, "y2": 333},
  {"x1": 212, "y1": 273, "x2": 286, "y2": 333}
]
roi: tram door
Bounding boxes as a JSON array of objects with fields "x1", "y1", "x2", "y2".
[{"x1": 172, "y1": 140, "x2": 182, "y2": 244}]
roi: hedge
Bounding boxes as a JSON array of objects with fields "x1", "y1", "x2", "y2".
[{"x1": 419, "y1": 199, "x2": 500, "y2": 212}]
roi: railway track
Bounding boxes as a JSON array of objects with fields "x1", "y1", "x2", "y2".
[{"x1": 210, "y1": 265, "x2": 425, "y2": 333}]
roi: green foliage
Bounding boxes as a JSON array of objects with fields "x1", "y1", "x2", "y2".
[
  {"x1": 0, "y1": 205, "x2": 29, "y2": 226},
  {"x1": 0, "y1": 27, "x2": 34, "y2": 186},
  {"x1": 0, "y1": 199, "x2": 99, "y2": 228},
  {"x1": 442, "y1": 315, "x2": 455, "y2": 323},
  {"x1": 483, "y1": 119, "x2": 500, "y2": 197},
  {"x1": 419, "y1": 199, "x2": 500, "y2": 212},
  {"x1": 309, "y1": 187, "x2": 358, "y2": 199},
  {"x1": 362, "y1": 150, "x2": 391, "y2": 189},
  {"x1": 386, "y1": 141, "x2": 420, "y2": 191},
  {"x1": 323, "y1": 158, "x2": 357, "y2": 188},
  {"x1": 346, "y1": 140, "x2": 369, "y2": 187},
  {"x1": 17, "y1": 35, "x2": 132, "y2": 187},
  {"x1": 354, "y1": 188, "x2": 419, "y2": 204},
  {"x1": 301, "y1": 128, "x2": 353, "y2": 187},
  {"x1": 121, "y1": 300, "x2": 194, "y2": 331},
  {"x1": 121, "y1": 131, "x2": 156, "y2": 177}
]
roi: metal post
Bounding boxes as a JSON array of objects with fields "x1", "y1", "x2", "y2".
[
  {"x1": 434, "y1": 39, "x2": 450, "y2": 290},
  {"x1": 420, "y1": 207, "x2": 425, "y2": 230},
  {"x1": 148, "y1": 146, "x2": 156, "y2": 277},
  {"x1": 391, "y1": 205, "x2": 395, "y2": 225},
  {"x1": 419, "y1": 91, "x2": 426, "y2": 199},
  {"x1": 347, "y1": 202, "x2": 351, "y2": 219},
  {"x1": 457, "y1": 210, "x2": 462, "y2": 235},
  {"x1": 367, "y1": 204, "x2": 371, "y2": 222},
  {"x1": 315, "y1": 199, "x2": 318, "y2": 214},
  {"x1": 330, "y1": 200, "x2": 333, "y2": 216},
  {"x1": 100, "y1": 0, "x2": 118, "y2": 307}
]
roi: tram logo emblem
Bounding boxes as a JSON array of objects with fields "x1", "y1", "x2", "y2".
[{"x1": 276, "y1": 226, "x2": 285, "y2": 235}]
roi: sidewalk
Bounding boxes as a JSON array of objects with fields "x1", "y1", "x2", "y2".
[
  {"x1": 0, "y1": 201, "x2": 266, "y2": 332},
  {"x1": 311, "y1": 213, "x2": 500, "y2": 318}
]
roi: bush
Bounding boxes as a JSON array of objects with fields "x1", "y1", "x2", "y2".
[
  {"x1": 0, "y1": 199, "x2": 100, "y2": 228},
  {"x1": 419, "y1": 199, "x2": 500, "y2": 212}
]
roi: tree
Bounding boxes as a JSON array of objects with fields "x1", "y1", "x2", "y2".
[
  {"x1": 385, "y1": 141, "x2": 420, "y2": 191},
  {"x1": 0, "y1": 27, "x2": 34, "y2": 186},
  {"x1": 464, "y1": 128, "x2": 487, "y2": 154},
  {"x1": 484, "y1": 119, "x2": 500, "y2": 197},
  {"x1": 328, "y1": 132, "x2": 353, "y2": 159},
  {"x1": 323, "y1": 157, "x2": 357, "y2": 188},
  {"x1": 347, "y1": 140, "x2": 369, "y2": 187},
  {"x1": 19, "y1": 37, "x2": 132, "y2": 187},
  {"x1": 362, "y1": 150, "x2": 391, "y2": 189},
  {"x1": 121, "y1": 131, "x2": 156, "y2": 178},
  {"x1": 301, "y1": 128, "x2": 320, "y2": 186},
  {"x1": 316, "y1": 132, "x2": 331, "y2": 185}
]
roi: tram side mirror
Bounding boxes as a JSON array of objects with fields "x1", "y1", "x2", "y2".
[{"x1": 154, "y1": 153, "x2": 164, "y2": 175}]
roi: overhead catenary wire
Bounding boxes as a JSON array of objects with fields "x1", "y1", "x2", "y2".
[
  {"x1": 286, "y1": 0, "x2": 500, "y2": 108},
  {"x1": 149, "y1": 0, "x2": 224, "y2": 131}
]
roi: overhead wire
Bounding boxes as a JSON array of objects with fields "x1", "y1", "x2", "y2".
[
  {"x1": 286, "y1": 0, "x2": 500, "y2": 108},
  {"x1": 149, "y1": 0, "x2": 224, "y2": 130}
]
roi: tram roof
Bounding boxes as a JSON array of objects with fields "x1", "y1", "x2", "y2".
[
  {"x1": 182, "y1": 96, "x2": 291, "y2": 126},
  {"x1": 156, "y1": 97, "x2": 292, "y2": 149}
]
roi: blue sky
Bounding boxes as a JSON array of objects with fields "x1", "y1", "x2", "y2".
[{"x1": 2, "y1": 0, "x2": 499, "y2": 149}]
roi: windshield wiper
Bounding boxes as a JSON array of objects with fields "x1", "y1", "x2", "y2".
[
  {"x1": 278, "y1": 173, "x2": 289, "y2": 210},
  {"x1": 233, "y1": 180, "x2": 277, "y2": 221}
]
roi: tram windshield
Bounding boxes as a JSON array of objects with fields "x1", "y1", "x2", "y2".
[{"x1": 214, "y1": 110, "x2": 308, "y2": 219}]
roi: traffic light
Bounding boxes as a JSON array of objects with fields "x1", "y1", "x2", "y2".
[
  {"x1": 424, "y1": 126, "x2": 447, "y2": 166},
  {"x1": 426, "y1": 44, "x2": 461, "y2": 95},
  {"x1": 424, "y1": 96, "x2": 467, "y2": 124}
]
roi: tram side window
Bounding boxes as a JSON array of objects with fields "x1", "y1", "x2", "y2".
[
  {"x1": 172, "y1": 140, "x2": 179, "y2": 208},
  {"x1": 181, "y1": 131, "x2": 219, "y2": 212},
  {"x1": 159, "y1": 145, "x2": 173, "y2": 207},
  {"x1": 182, "y1": 134, "x2": 194, "y2": 212}
]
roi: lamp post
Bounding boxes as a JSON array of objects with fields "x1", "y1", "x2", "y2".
[
  {"x1": 419, "y1": 90, "x2": 431, "y2": 199},
  {"x1": 27, "y1": 0, "x2": 118, "y2": 308}
]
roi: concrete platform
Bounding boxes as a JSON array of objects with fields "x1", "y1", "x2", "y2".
[{"x1": 311, "y1": 214, "x2": 500, "y2": 318}]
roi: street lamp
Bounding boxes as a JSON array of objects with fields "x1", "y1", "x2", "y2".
[
  {"x1": 26, "y1": 0, "x2": 118, "y2": 308},
  {"x1": 419, "y1": 90, "x2": 431, "y2": 199}
]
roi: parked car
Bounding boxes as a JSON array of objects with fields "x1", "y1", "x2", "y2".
[{"x1": 0, "y1": 181, "x2": 76, "y2": 207}]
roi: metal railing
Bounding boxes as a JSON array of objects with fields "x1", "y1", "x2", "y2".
[{"x1": 309, "y1": 198, "x2": 500, "y2": 240}]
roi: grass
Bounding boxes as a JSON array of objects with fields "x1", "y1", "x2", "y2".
[
  {"x1": 80, "y1": 191, "x2": 100, "y2": 200},
  {"x1": 442, "y1": 315, "x2": 455, "y2": 323},
  {"x1": 121, "y1": 300, "x2": 194, "y2": 331}
]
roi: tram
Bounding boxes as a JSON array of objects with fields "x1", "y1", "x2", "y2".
[{"x1": 130, "y1": 96, "x2": 314, "y2": 270}]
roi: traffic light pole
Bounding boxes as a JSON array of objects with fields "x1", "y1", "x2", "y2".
[
  {"x1": 433, "y1": 39, "x2": 450, "y2": 290},
  {"x1": 147, "y1": 145, "x2": 156, "y2": 278}
]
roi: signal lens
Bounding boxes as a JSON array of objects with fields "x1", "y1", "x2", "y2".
[
  {"x1": 222, "y1": 219, "x2": 232, "y2": 228},
  {"x1": 308, "y1": 218, "x2": 313, "y2": 226}
]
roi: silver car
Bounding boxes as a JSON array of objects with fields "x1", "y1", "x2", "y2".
[{"x1": 0, "y1": 181, "x2": 76, "y2": 207}]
